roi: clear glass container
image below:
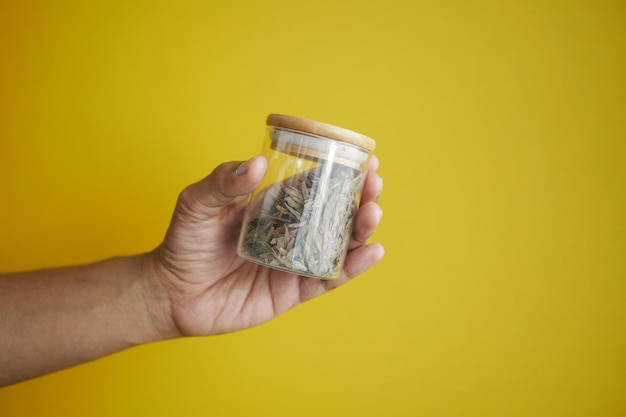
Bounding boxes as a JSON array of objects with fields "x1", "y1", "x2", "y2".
[{"x1": 237, "y1": 114, "x2": 376, "y2": 279}]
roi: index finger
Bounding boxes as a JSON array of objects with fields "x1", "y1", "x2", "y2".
[{"x1": 361, "y1": 155, "x2": 383, "y2": 204}]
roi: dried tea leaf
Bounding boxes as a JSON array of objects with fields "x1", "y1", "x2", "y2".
[{"x1": 241, "y1": 163, "x2": 363, "y2": 279}]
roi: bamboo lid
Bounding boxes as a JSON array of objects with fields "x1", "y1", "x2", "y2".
[{"x1": 266, "y1": 114, "x2": 376, "y2": 152}]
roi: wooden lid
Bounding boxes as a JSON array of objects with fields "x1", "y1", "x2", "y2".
[{"x1": 266, "y1": 114, "x2": 376, "y2": 152}]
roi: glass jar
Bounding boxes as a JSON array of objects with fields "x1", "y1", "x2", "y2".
[{"x1": 237, "y1": 114, "x2": 376, "y2": 279}]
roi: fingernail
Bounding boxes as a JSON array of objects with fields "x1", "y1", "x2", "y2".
[{"x1": 234, "y1": 159, "x2": 250, "y2": 176}]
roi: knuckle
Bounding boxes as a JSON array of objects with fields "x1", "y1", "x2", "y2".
[{"x1": 175, "y1": 185, "x2": 202, "y2": 219}]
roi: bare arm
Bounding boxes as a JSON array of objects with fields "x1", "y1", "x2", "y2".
[{"x1": 0, "y1": 255, "x2": 171, "y2": 386}]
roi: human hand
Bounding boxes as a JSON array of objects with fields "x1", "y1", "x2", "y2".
[{"x1": 149, "y1": 155, "x2": 384, "y2": 338}]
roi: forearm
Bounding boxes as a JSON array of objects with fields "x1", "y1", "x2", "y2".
[{"x1": 0, "y1": 254, "x2": 172, "y2": 386}]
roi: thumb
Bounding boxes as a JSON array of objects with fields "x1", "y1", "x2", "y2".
[{"x1": 178, "y1": 155, "x2": 268, "y2": 217}]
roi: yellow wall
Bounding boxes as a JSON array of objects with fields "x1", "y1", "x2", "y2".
[{"x1": 1, "y1": 0, "x2": 625, "y2": 415}]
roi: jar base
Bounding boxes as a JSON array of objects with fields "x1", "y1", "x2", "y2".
[{"x1": 237, "y1": 249, "x2": 341, "y2": 280}]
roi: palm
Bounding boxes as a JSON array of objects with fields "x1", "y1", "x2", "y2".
[{"x1": 154, "y1": 156, "x2": 383, "y2": 337}]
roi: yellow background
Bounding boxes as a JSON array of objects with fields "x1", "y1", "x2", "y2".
[{"x1": 1, "y1": 0, "x2": 625, "y2": 416}]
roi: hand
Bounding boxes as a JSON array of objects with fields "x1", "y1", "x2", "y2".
[{"x1": 150, "y1": 155, "x2": 384, "y2": 337}]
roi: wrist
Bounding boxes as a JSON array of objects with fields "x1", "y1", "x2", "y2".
[
  {"x1": 106, "y1": 253, "x2": 181, "y2": 347},
  {"x1": 137, "y1": 249, "x2": 183, "y2": 342}
]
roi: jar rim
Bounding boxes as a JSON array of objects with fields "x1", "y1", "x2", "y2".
[{"x1": 266, "y1": 114, "x2": 376, "y2": 152}]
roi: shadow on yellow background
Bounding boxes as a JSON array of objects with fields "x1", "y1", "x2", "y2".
[{"x1": 1, "y1": 0, "x2": 624, "y2": 416}]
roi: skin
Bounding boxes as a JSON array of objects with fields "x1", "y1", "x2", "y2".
[{"x1": 0, "y1": 155, "x2": 384, "y2": 387}]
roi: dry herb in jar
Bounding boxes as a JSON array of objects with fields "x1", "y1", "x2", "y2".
[{"x1": 237, "y1": 114, "x2": 376, "y2": 280}]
